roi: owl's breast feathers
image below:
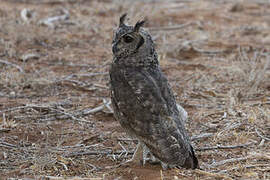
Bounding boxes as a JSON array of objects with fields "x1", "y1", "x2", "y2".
[{"x1": 110, "y1": 63, "x2": 198, "y2": 169}]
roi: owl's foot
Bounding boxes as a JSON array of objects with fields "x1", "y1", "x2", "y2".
[
  {"x1": 131, "y1": 141, "x2": 150, "y2": 165},
  {"x1": 147, "y1": 156, "x2": 176, "y2": 170},
  {"x1": 160, "y1": 162, "x2": 176, "y2": 170},
  {"x1": 121, "y1": 141, "x2": 150, "y2": 166}
]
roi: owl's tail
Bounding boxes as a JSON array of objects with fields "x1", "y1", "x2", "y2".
[{"x1": 183, "y1": 144, "x2": 199, "y2": 169}]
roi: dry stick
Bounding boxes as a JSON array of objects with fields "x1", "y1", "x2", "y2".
[
  {"x1": 192, "y1": 46, "x2": 228, "y2": 54},
  {"x1": 255, "y1": 127, "x2": 270, "y2": 141},
  {"x1": 194, "y1": 169, "x2": 233, "y2": 180},
  {"x1": 117, "y1": 138, "x2": 137, "y2": 142},
  {"x1": 196, "y1": 142, "x2": 254, "y2": 151},
  {"x1": 39, "y1": 9, "x2": 69, "y2": 28},
  {"x1": 215, "y1": 164, "x2": 269, "y2": 173},
  {"x1": 217, "y1": 122, "x2": 242, "y2": 137},
  {"x1": 81, "y1": 100, "x2": 111, "y2": 115},
  {"x1": 58, "y1": 162, "x2": 68, "y2": 171},
  {"x1": 0, "y1": 105, "x2": 34, "y2": 114},
  {"x1": 65, "y1": 150, "x2": 134, "y2": 157},
  {"x1": 73, "y1": 72, "x2": 109, "y2": 77},
  {"x1": 0, "y1": 128, "x2": 10, "y2": 133},
  {"x1": 51, "y1": 106, "x2": 90, "y2": 123},
  {"x1": 21, "y1": 8, "x2": 31, "y2": 22},
  {"x1": 116, "y1": 138, "x2": 253, "y2": 151},
  {"x1": 59, "y1": 80, "x2": 98, "y2": 92},
  {"x1": 66, "y1": 142, "x2": 255, "y2": 158},
  {"x1": 0, "y1": 100, "x2": 110, "y2": 122},
  {"x1": 248, "y1": 53, "x2": 270, "y2": 94},
  {"x1": 103, "y1": 98, "x2": 113, "y2": 113},
  {"x1": 191, "y1": 133, "x2": 214, "y2": 141},
  {"x1": 160, "y1": 170, "x2": 164, "y2": 180},
  {"x1": 210, "y1": 157, "x2": 248, "y2": 168},
  {"x1": 0, "y1": 59, "x2": 24, "y2": 73},
  {"x1": 149, "y1": 22, "x2": 197, "y2": 31},
  {"x1": 0, "y1": 141, "x2": 18, "y2": 148},
  {"x1": 87, "y1": 163, "x2": 99, "y2": 172},
  {"x1": 250, "y1": 152, "x2": 270, "y2": 160},
  {"x1": 209, "y1": 152, "x2": 270, "y2": 169},
  {"x1": 43, "y1": 176, "x2": 101, "y2": 180}
]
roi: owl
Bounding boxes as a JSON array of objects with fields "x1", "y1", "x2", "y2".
[{"x1": 109, "y1": 14, "x2": 198, "y2": 169}]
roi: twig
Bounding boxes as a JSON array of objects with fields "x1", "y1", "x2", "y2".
[
  {"x1": 194, "y1": 169, "x2": 233, "y2": 180},
  {"x1": 65, "y1": 150, "x2": 111, "y2": 157},
  {"x1": 250, "y1": 152, "x2": 270, "y2": 160},
  {"x1": 51, "y1": 106, "x2": 90, "y2": 123},
  {"x1": 248, "y1": 53, "x2": 270, "y2": 94},
  {"x1": 70, "y1": 72, "x2": 109, "y2": 77},
  {"x1": 210, "y1": 157, "x2": 248, "y2": 167},
  {"x1": 21, "y1": 53, "x2": 40, "y2": 62},
  {"x1": 103, "y1": 98, "x2": 113, "y2": 114},
  {"x1": 81, "y1": 100, "x2": 111, "y2": 115},
  {"x1": 191, "y1": 133, "x2": 214, "y2": 141},
  {"x1": 0, "y1": 141, "x2": 18, "y2": 149},
  {"x1": 58, "y1": 162, "x2": 68, "y2": 171},
  {"x1": 117, "y1": 138, "x2": 138, "y2": 142},
  {"x1": 43, "y1": 176, "x2": 101, "y2": 180},
  {"x1": 65, "y1": 150, "x2": 134, "y2": 157},
  {"x1": 118, "y1": 142, "x2": 128, "y2": 157},
  {"x1": 217, "y1": 122, "x2": 242, "y2": 136},
  {"x1": 149, "y1": 22, "x2": 197, "y2": 31},
  {"x1": 59, "y1": 79, "x2": 97, "y2": 91},
  {"x1": 0, "y1": 59, "x2": 24, "y2": 73},
  {"x1": 87, "y1": 163, "x2": 99, "y2": 172},
  {"x1": 214, "y1": 164, "x2": 269, "y2": 173},
  {"x1": 38, "y1": 8, "x2": 69, "y2": 28},
  {"x1": 160, "y1": 170, "x2": 164, "y2": 180},
  {"x1": 21, "y1": 8, "x2": 32, "y2": 22},
  {"x1": 0, "y1": 105, "x2": 32, "y2": 114},
  {"x1": 210, "y1": 152, "x2": 270, "y2": 168},
  {"x1": 196, "y1": 142, "x2": 254, "y2": 151},
  {"x1": 0, "y1": 128, "x2": 10, "y2": 133},
  {"x1": 255, "y1": 127, "x2": 270, "y2": 141},
  {"x1": 17, "y1": 104, "x2": 89, "y2": 123},
  {"x1": 192, "y1": 46, "x2": 229, "y2": 54},
  {"x1": 93, "y1": 83, "x2": 109, "y2": 89},
  {"x1": 0, "y1": 101, "x2": 110, "y2": 123},
  {"x1": 258, "y1": 139, "x2": 265, "y2": 147}
]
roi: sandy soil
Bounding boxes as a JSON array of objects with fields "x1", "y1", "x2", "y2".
[{"x1": 0, "y1": 0, "x2": 270, "y2": 179}]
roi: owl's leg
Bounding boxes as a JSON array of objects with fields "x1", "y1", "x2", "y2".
[
  {"x1": 121, "y1": 141, "x2": 150, "y2": 166},
  {"x1": 148, "y1": 154, "x2": 174, "y2": 170},
  {"x1": 160, "y1": 161, "x2": 176, "y2": 170},
  {"x1": 120, "y1": 141, "x2": 143, "y2": 166}
]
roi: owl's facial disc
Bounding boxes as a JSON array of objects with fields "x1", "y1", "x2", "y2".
[
  {"x1": 112, "y1": 32, "x2": 144, "y2": 58},
  {"x1": 112, "y1": 14, "x2": 146, "y2": 58}
]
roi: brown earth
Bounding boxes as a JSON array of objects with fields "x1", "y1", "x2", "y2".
[{"x1": 0, "y1": 0, "x2": 270, "y2": 179}]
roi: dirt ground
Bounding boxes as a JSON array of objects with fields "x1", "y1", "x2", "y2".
[{"x1": 0, "y1": 0, "x2": 270, "y2": 179}]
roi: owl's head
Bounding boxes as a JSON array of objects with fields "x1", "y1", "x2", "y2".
[{"x1": 112, "y1": 14, "x2": 154, "y2": 60}]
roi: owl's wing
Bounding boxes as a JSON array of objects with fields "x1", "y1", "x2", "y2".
[
  {"x1": 123, "y1": 68, "x2": 169, "y2": 116},
  {"x1": 121, "y1": 68, "x2": 197, "y2": 167}
]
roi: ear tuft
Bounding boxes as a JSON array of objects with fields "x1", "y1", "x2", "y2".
[
  {"x1": 119, "y1": 13, "x2": 127, "y2": 27},
  {"x1": 134, "y1": 20, "x2": 146, "y2": 32}
]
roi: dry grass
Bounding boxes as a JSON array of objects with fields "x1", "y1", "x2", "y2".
[{"x1": 0, "y1": 0, "x2": 270, "y2": 179}]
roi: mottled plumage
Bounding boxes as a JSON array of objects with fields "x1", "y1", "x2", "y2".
[{"x1": 110, "y1": 14, "x2": 198, "y2": 169}]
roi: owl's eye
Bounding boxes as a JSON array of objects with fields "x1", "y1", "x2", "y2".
[{"x1": 123, "y1": 35, "x2": 134, "y2": 43}]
